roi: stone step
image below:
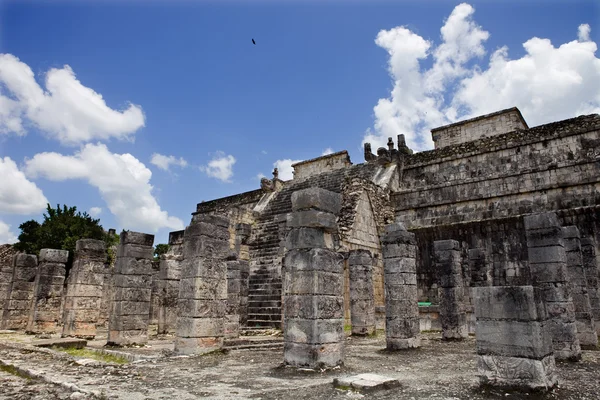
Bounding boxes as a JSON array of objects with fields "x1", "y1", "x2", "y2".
[
  {"x1": 222, "y1": 341, "x2": 283, "y2": 351},
  {"x1": 247, "y1": 300, "x2": 281, "y2": 309},
  {"x1": 245, "y1": 320, "x2": 282, "y2": 328},
  {"x1": 246, "y1": 307, "x2": 281, "y2": 314},
  {"x1": 248, "y1": 294, "x2": 282, "y2": 302},
  {"x1": 247, "y1": 313, "x2": 281, "y2": 321}
]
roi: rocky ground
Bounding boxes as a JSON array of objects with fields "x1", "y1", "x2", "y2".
[{"x1": 0, "y1": 331, "x2": 598, "y2": 400}]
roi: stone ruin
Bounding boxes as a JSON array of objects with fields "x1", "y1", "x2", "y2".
[{"x1": 0, "y1": 107, "x2": 599, "y2": 393}]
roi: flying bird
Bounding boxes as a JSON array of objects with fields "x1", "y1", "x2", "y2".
[{"x1": 252, "y1": 38, "x2": 256, "y2": 45}]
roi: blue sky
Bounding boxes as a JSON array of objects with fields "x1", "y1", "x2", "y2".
[{"x1": 0, "y1": 0, "x2": 598, "y2": 245}]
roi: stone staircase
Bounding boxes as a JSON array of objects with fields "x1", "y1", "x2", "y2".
[{"x1": 245, "y1": 163, "x2": 380, "y2": 329}]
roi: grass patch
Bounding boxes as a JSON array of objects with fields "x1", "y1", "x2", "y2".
[
  {"x1": 344, "y1": 324, "x2": 351, "y2": 333},
  {"x1": 0, "y1": 363, "x2": 32, "y2": 380},
  {"x1": 51, "y1": 347, "x2": 129, "y2": 364}
]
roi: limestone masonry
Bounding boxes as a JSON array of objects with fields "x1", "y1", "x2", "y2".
[{"x1": 1, "y1": 107, "x2": 599, "y2": 392}]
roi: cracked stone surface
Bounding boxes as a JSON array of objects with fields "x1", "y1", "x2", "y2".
[{"x1": 0, "y1": 331, "x2": 599, "y2": 399}]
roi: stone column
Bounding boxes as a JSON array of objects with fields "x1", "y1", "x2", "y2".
[
  {"x1": 175, "y1": 214, "x2": 230, "y2": 355},
  {"x1": 27, "y1": 249, "x2": 68, "y2": 334},
  {"x1": 382, "y1": 223, "x2": 420, "y2": 349},
  {"x1": 62, "y1": 239, "x2": 106, "y2": 338},
  {"x1": 149, "y1": 261, "x2": 160, "y2": 326},
  {"x1": 0, "y1": 254, "x2": 15, "y2": 319},
  {"x1": 1, "y1": 254, "x2": 38, "y2": 330},
  {"x1": 98, "y1": 244, "x2": 117, "y2": 329},
  {"x1": 239, "y1": 259, "x2": 250, "y2": 327},
  {"x1": 434, "y1": 240, "x2": 468, "y2": 340},
  {"x1": 157, "y1": 257, "x2": 182, "y2": 335},
  {"x1": 581, "y1": 237, "x2": 600, "y2": 334},
  {"x1": 348, "y1": 249, "x2": 375, "y2": 336},
  {"x1": 524, "y1": 212, "x2": 581, "y2": 361},
  {"x1": 107, "y1": 231, "x2": 154, "y2": 346},
  {"x1": 562, "y1": 227, "x2": 597, "y2": 348},
  {"x1": 475, "y1": 286, "x2": 557, "y2": 391},
  {"x1": 225, "y1": 257, "x2": 241, "y2": 338},
  {"x1": 469, "y1": 248, "x2": 491, "y2": 287},
  {"x1": 283, "y1": 187, "x2": 344, "y2": 369}
]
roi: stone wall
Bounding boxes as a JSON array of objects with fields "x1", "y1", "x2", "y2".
[
  {"x1": 291, "y1": 151, "x2": 351, "y2": 181},
  {"x1": 1, "y1": 254, "x2": 37, "y2": 330},
  {"x1": 431, "y1": 107, "x2": 527, "y2": 149}
]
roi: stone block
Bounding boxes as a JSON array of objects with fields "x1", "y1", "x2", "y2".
[
  {"x1": 386, "y1": 317, "x2": 420, "y2": 338},
  {"x1": 385, "y1": 284, "x2": 418, "y2": 300},
  {"x1": 433, "y1": 240, "x2": 460, "y2": 252},
  {"x1": 37, "y1": 263, "x2": 66, "y2": 277},
  {"x1": 476, "y1": 320, "x2": 553, "y2": 358},
  {"x1": 116, "y1": 244, "x2": 154, "y2": 260},
  {"x1": 190, "y1": 213, "x2": 229, "y2": 228},
  {"x1": 333, "y1": 374, "x2": 401, "y2": 393},
  {"x1": 285, "y1": 228, "x2": 329, "y2": 250},
  {"x1": 109, "y1": 314, "x2": 150, "y2": 330},
  {"x1": 66, "y1": 284, "x2": 103, "y2": 298},
  {"x1": 120, "y1": 231, "x2": 155, "y2": 246},
  {"x1": 39, "y1": 249, "x2": 69, "y2": 264},
  {"x1": 75, "y1": 239, "x2": 106, "y2": 253},
  {"x1": 439, "y1": 273, "x2": 463, "y2": 288},
  {"x1": 474, "y1": 286, "x2": 546, "y2": 321},
  {"x1": 383, "y1": 257, "x2": 416, "y2": 274},
  {"x1": 68, "y1": 270, "x2": 104, "y2": 286},
  {"x1": 178, "y1": 299, "x2": 227, "y2": 318},
  {"x1": 183, "y1": 236, "x2": 230, "y2": 259},
  {"x1": 523, "y1": 212, "x2": 561, "y2": 231},
  {"x1": 382, "y1": 243, "x2": 417, "y2": 259},
  {"x1": 174, "y1": 336, "x2": 224, "y2": 355},
  {"x1": 284, "y1": 295, "x2": 344, "y2": 319},
  {"x1": 385, "y1": 299, "x2": 419, "y2": 318},
  {"x1": 63, "y1": 296, "x2": 101, "y2": 310},
  {"x1": 111, "y1": 301, "x2": 151, "y2": 316},
  {"x1": 185, "y1": 222, "x2": 229, "y2": 241},
  {"x1": 284, "y1": 318, "x2": 344, "y2": 344},
  {"x1": 386, "y1": 337, "x2": 421, "y2": 350},
  {"x1": 290, "y1": 188, "x2": 342, "y2": 214},
  {"x1": 528, "y1": 247, "x2": 567, "y2": 264},
  {"x1": 114, "y1": 257, "x2": 153, "y2": 275},
  {"x1": 176, "y1": 316, "x2": 224, "y2": 337},
  {"x1": 178, "y1": 277, "x2": 227, "y2": 300},
  {"x1": 525, "y1": 227, "x2": 564, "y2": 248},
  {"x1": 107, "y1": 329, "x2": 148, "y2": 346},
  {"x1": 181, "y1": 258, "x2": 227, "y2": 280},
  {"x1": 284, "y1": 249, "x2": 343, "y2": 273},
  {"x1": 13, "y1": 267, "x2": 37, "y2": 282},
  {"x1": 158, "y1": 259, "x2": 182, "y2": 280},
  {"x1": 381, "y1": 229, "x2": 416, "y2": 245},
  {"x1": 113, "y1": 274, "x2": 152, "y2": 288},
  {"x1": 112, "y1": 287, "x2": 152, "y2": 302},
  {"x1": 348, "y1": 249, "x2": 373, "y2": 266},
  {"x1": 286, "y1": 210, "x2": 337, "y2": 231},
  {"x1": 478, "y1": 354, "x2": 557, "y2": 391},
  {"x1": 283, "y1": 341, "x2": 344, "y2": 368},
  {"x1": 529, "y1": 262, "x2": 569, "y2": 284},
  {"x1": 14, "y1": 254, "x2": 38, "y2": 269},
  {"x1": 283, "y1": 270, "x2": 343, "y2": 296}
]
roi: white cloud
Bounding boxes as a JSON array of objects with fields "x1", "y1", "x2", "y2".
[
  {"x1": 150, "y1": 153, "x2": 188, "y2": 171},
  {"x1": 0, "y1": 53, "x2": 145, "y2": 145},
  {"x1": 0, "y1": 220, "x2": 18, "y2": 244},
  {"x1": 321, "y1": 148, "x2": 334, "y2": 156},
  {"x1": 273, "y1": 159, "x2": 302, "y2": 181},
  {"x1": 200, "y1": 152, "x2": 236, "y2": 183},
  {"x1": 24, "y1": 143, "x2": 184, "y2": 233},
  {"x1": 256, "y1": 172, "x2": 267, "y2": 181},
  {"x1": 89, "y1": 207, "x2": 102, "y2": 217},
  {"x1": 0, "y1": 156, "x2": 48, "y2": 214},
  {"x1": 366, "y1": 3, "x2": 600, "y2": 151}
]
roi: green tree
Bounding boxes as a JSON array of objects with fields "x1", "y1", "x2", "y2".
[
  {"x1": 14, "y1": 204, "x2": 109, "y2": 273},
  {"x1": 154, "y1": 243, "x2": 170, "y2": 260}
]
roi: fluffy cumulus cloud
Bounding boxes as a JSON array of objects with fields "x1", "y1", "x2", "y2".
[
  {"x1": 24, "y1": 143, "x2": 184, "y2": 233},
  {"x1": 366, "y1": 3, "x2": 600, "y2": 151},
  {"x1": 0, "y1": 157, "x2": 48, "y2": 214},
  {"x1": 0, "y1": 54, "x2": 145, "y2": 145},
  {"x1": 0, "y1": 220, "x2": 18, "y2": 244},
  {"x1": 200, "y1": 152, "x2": 236, "y2": 183},
  {"x1": 89, "y1": 207, "x2": 102, "y2": 217},
  {"x1": 321, "y1": 148, "x2": 334, "y2": 156},
  {"x1": 273, "y1": 159, "x2": 302, "y2": 181},
  {"x1": 150, "y1": 153, "x2": 188, "y2": 171}
]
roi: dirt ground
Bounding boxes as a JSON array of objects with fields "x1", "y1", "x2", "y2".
[{"x1": 0, "y1": 331, "x2": 598, "y2": 400}]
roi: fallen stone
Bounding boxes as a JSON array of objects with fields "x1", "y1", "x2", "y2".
[{"x1": 333, "y1": 373, "x2": 401, "y2": 393}]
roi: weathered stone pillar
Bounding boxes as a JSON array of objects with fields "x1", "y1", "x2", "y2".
[
  {"x1": 1, "y1": 254, "x2": 38, "y2": 330},
  {"x1": 107, "y1": 231, "x2": 154, "y2": 346},
  {"x1": 62, "y1": 239, "x2": 106, "y2": 338},
  {"x1": 434, "y1": 240, "x2": 468, "y2": 340},
  {"x1": 175, "y1": 214, "x2": 230, "y2": 355},
  {"x1": 0, "y1": 252, "x2": 15, "y2": 319},
  {"x1": 239, "y1": 259, "x2": 250, "y2": 327},
  {"x1": 382, "y1": 223, "x2": 420, "y2": 349},
  {"x1": 157, "y1": 251, "x2": 183, "y2": 335},
  {"x1": 225, "y1": 257, "x2": 241, "y2": 338},
  {"x1": 283, "y1": 188, "x2": 344, "y2": 368},
  {"x1": 149, "y1": 260, "x2": 160, "y2": 325},
  {"x1": 348, "y1": 249, "x2": 375, "y2": 336},
  {"x1": 524, "y1": 212, "x2": 581, "y2": 361},
  {"x1": 475, "y1": 286, "x2": 557, "y2": 391},
  {"x1": 27, "y1": 249, "x2": 68, "y2": 334},
  {"x1": 581, "y1": 237, "x2": 600, "y2": 334},
  {"x1": 98, "y1": 244, "x2": 117, "y2": 329},
  {"x1": 562, "y1": 227, "x2": 597, "y2": 348},
  {"x1": 469, "y1": 248, "x2": 492, "y2": 287}
]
